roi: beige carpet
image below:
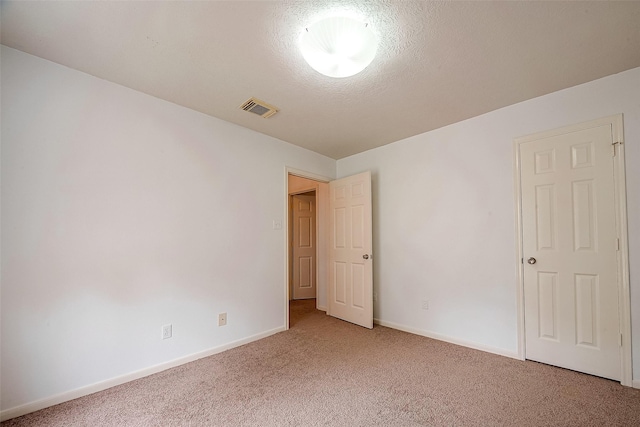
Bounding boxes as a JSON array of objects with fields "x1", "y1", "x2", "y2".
[{"x1": 3, "y1": 299, "x2": 640, "y2": 426}]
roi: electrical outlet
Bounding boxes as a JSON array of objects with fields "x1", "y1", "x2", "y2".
[
  {"x1": 373, "y1": 291, "x2": 378, "y2": 302},
  {"x1": 273, "y1": 220, "x2": 282, "y2": 230},
  {"x1": 218, "y1": 312, "x2": 227, "y2": 326},
  {"x1": 162, "y1": 324, "x2": 172, "y2": 340},
  {"x1": 421, "y1": 300, "x2": 429, "y2": 310}
]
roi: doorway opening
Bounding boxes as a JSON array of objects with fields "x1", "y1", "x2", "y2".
[
  {"x1": 284, "y1": 169, "x2": 374, "y2": 330},
  {"x1": 286, "y1": 171, "x2": 330, "y2": 329}
]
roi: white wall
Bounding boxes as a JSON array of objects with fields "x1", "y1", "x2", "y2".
[
  {"x1": 337, "y1": 68, "x2": 640, "y2": 375},
  {"x1": 0, "y1": 46, "x2": 336, "y2": 414}
]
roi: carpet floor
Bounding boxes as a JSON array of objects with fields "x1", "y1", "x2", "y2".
[{"x1": 3, "y1": 299, "x2": 640, "y2": 426}]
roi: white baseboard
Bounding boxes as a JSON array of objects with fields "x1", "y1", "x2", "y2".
[
  {"x1": 633, "y1": 379, "x2": 640, "y2": 389},
  {"x1": 317, "y1": 305, "x2": 327, "y2": 312},
  {"x1": 374, "y1": 318, "x2": 520, "y2": 360},
  {"x1": 0, "y1": 326, "x2": 285, "y2": 422}
]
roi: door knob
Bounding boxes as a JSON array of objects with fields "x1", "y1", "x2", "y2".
[
  {"x1": 363, "y1": 254, "x2": 370, "y2": 260},
  {"x1": 527, "y1": 257, "x2": 537, "y2": 265}
]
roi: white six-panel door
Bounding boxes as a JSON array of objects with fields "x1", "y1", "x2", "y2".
[
  {"x1": 292, "y1": 193, "x2": 316, "y2": 300},
  {"x1": 519, "y1": 123, "x2": 621, "y2": 380},
  {"x1": 328, "y1": 171, "x2": 373, "y2": 329}
]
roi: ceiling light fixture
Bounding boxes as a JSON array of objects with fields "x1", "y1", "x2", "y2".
[{"x1": 299, "y1": 15, "x2": 377, "y2": 78}]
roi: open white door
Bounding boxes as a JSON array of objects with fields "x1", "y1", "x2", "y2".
[{"x1": 328, "y1": 171, "x2": 373, "y2": 329}]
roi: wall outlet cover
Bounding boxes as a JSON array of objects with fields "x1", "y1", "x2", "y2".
[{"x1": 162, "y1": 324, "x2": 172, "y2": 339}]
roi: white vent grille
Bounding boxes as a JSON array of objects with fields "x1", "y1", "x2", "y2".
[{"x1": 240, "y1": 97, "x2": 278, "y2": 118}]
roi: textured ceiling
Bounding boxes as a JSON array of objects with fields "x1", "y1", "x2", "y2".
[{"x1": 2, "y1": 1, "x2": 639, "y2": 159}]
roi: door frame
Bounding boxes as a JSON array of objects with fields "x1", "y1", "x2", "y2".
[
  {"x1": 513, "y1": 114, "x2": 632, "y2": 386},
  {"x1": 284, "y1": 167, "x2": 331, "y2": 330}
]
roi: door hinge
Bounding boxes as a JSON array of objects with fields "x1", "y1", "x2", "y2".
[
  {"x1": 612, "y1": 141, "x2": 622, "y2": 156},
  {"x1": 619, "y1": 333, "x2": 623, "y2": 347},
  {"x1": 616, "y1": 238, "x2": 620, "y2": 251}
]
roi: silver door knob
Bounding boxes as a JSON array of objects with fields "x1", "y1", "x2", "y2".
[
  {"x1": 363, "y1": 254, "x2": 369, "y2": 260},
  {"x1": 527, "y1": 257, "x2": 537, "y2": 265}
]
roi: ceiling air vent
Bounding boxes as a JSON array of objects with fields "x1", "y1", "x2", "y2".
[{"x1": 240, "y1": 97, "x2": 278, "y2": 118}]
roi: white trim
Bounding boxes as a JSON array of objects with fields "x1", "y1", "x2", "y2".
[
  {"x1": 284, "y1": 169, "x2": 289, "y2": 329},
  {"x1": 284, "y1": 167, "x2": 332, "y2": 331},
  {"x1": 317, "y1": 305, "x2": 327, "y2": 312},
  {"x1": 0, "y1": 326, "x2": 285, "y2": 422},
  {"x1": 286, "y1": 167, "x2": 331, "y2": 184},
  {"x1": 611, "y1": 114, "x2": 633, "y2": 387},
  {"x1": 513, "y1": 139, "x2": 526, "y2": 361},
  {"x1": 513, "y1": 114, "x2": 632, "y2": 386},
  {"x1": 374, "y1": 318, "x2": 520, "y2": 360},
  {"x1": 632, "y1": 380, "x2": 640, "y2": 389}
]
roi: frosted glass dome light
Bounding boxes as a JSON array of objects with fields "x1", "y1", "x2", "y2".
[{"x1": 299, "y1": 16, "x2": 378, "y2": 78}]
